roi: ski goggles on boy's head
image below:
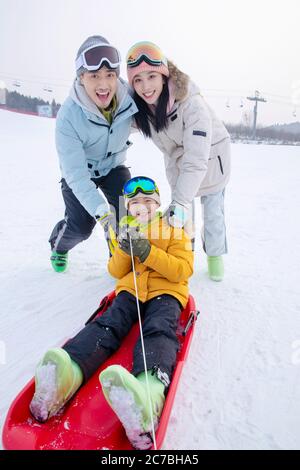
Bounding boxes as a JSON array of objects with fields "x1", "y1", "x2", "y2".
[
  {"x1": 123, "y1": 176, "x2": 160, "y2": 198},
  {"x1": 126, "y1": 42, "x2": 168, "y2": 68},
  {"x1": 75, "y1": 44, "x2": 121, "y2": 72}
]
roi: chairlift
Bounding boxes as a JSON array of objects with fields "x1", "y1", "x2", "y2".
[
  {"x1": 292, "y1": 107, "x2": 297, "y2": 118},
  {"x1": 226, "y1": 99, "x2": 230, "y2": 109},
  {"x1": 12, "y1": 80, "x2": 21, "y2": 88},
  {"x1": 43, "y1": 85, "x2": 53, "y2": 93},
  {"x1": 240, "y1": 99, "x2": 244, "y2": 108}
]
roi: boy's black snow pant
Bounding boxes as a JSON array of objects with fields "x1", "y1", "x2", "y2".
[
  {"x1": 49, "y1": 165, "x2": 131, "y2": 253},
  {"x1": 63, "y1": 291, "x2": 182, "y2": 388}
]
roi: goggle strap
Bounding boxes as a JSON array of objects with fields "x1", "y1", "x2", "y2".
[{"x1": 75, "y1": 55, "x2": 84, "y2": 70}]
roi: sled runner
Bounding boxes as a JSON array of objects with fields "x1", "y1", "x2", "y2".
[{"x1": 2, "y1": 291, "x2": 198, "y2": 450}]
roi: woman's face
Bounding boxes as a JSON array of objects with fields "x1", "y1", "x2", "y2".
[{"x1": 132, "y1": 71, "x2": 164, "y2": 105}]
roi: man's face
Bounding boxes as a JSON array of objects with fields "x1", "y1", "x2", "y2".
[{"x1": 80, "y1": 66, "x2": 118, "y2": 109}]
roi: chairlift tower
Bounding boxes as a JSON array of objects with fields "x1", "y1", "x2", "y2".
[
  {"x1": 0, "y1": 80, "x2": 6, "y2": 105},
  {"x1": 247, "y1": 90, "x2": 267, "y2": 139}
]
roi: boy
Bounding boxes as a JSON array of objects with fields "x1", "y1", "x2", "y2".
[
  {"x1": 49, "y1": 35, "x2": 138, "y2": 272},
  {"x1": 30, "y1": 176, "x2": 194, "y2": 449}
]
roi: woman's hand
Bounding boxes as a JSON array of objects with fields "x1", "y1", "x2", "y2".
[{"x1": 163, "y1": 201, "x2": 189, "y2": 228}]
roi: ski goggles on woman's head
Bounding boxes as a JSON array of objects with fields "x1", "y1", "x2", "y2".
[
  {"x1": 126, "y1": 42, "x2": 168, "y2": 68},
  {"x1": 123, "y1": 176, "x2": 160, "y2": 198},
  {"x1": 75, "y1": 44, "x2": 121, "y2": 72}
]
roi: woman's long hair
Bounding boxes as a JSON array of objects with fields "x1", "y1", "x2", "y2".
[{"x1": 133, "y1": 81, "x2": 170, "y2": 138}]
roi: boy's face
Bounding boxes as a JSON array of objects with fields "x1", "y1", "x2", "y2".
[
  {"x1": 128, "y1": 196, "x2": 159, "y2": 224},
  {"x1": 80, "y1": 66, "x2": 118, "y2": 109}
]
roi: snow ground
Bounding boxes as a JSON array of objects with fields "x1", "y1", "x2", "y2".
[{"x1": 0, "y1": 109, "x2": 300, "y2": 450}]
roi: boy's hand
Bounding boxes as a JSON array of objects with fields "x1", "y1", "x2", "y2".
[
  {"x1": 118, "y1": 224, "x2": 141, "y2": 242},
  {"x1": 118, "y1": 225, "x2": 151, "y2": 262},
  {"x1": 163, "y1": 201, "x2": 189, "y2": 228},
  {"x1": 119, "y1": 238, "x2": 151, "y2": 262}
]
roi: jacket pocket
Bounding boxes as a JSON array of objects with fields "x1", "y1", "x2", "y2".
[
  {"x1": 104, "y1": 140, "x2": 133, "y2": 159},
  {"x1": 86, "y1": 159, "x2": 100, "y2": 170}
]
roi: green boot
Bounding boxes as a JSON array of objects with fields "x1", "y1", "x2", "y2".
[
  {"x1": 207, "y1": 255, "x2": 224, "y2": 281},
  {"x1": 50, "y1": 251, "x2": 68, "y2": 273},
  {"x1": 29, "y1": 348, "x2": 83, "y2": 422},
  {"x1": 99, "y1": 365, "x2": 165, "y2": 450}
]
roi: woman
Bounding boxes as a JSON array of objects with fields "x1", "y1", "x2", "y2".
[{"x1": 126, "y1": 41, "x2": 231, "y2": 281}]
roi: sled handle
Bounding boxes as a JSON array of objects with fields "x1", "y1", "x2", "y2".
[{"x1": 182, "y1": 310, "x2": 200, "y2": 336}]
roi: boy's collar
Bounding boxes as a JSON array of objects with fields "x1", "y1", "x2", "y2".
[
  {"x1": 139, "y1": 211, "x2": 162, "y2": 229},
  {"x1": 120, "y1": 211, "x2": 162, "y2": 230}
]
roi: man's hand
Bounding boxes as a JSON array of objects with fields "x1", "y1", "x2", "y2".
[{"x1": 97, "y1": 212, "x2": 118, "y2": 255}]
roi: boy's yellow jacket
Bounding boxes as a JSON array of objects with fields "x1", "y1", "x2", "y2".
[{"x1": 108, "y1": 215, "x2": 194, "y2": 308}]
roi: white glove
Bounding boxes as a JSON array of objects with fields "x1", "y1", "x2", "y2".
[{"x1": 163, "y1": 201, "x2": 190, "y2": 228}]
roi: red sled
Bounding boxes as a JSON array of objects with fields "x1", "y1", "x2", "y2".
[{"x1": 2, "y1": 291, "x2": 198, "y2": 450}]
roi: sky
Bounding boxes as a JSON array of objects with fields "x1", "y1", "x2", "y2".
[{"x1": 0, "y1": 0, "x2": 299, "y2": 125}]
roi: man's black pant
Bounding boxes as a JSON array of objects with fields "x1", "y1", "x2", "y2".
[
  {"x1": 63, "y1": 291, "x2": 182, "y2": 387},
  {"x1": 49, "y1": 165, "x2": 131, "y2": 253}
]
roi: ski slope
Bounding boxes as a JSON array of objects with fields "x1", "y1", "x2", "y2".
[{"x1": 0, "y1": 108, "x2": 299, "y2": 450}]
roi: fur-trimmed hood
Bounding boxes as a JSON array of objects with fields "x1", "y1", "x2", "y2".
[
  {"x1": 148, "y1": 59, "x2": 231, "y2": 206},
  {"x1": 167, "y1": 60, "x2": 200, "y2": 103}
]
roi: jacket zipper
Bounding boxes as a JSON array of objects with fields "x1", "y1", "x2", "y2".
[
  {"x1": 217, "y1": 155, "x2": 224, "y2": 174},
  {"x1": 114, "y1": 102, "x2": 133, "y2": 119},
  {"x1": 88, "y1": 102, "x2": 133, "y2": 127},
  {"x1": 88, "y1": 120, "x2": 109, "y2": 128},
  {"x1": 167, "y1": 108, "x2": 178, "y2": 118}
]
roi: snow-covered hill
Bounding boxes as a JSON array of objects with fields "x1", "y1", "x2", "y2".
[
  {"x1": 0, "y1": 109, "x2": 300, "y2": 450},
  {"x1": 268, "y1": 121, "x2": 300, "y2": 135}
]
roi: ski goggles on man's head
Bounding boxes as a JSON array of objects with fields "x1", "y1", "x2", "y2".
[
  {"x1": 123, "y1": 176, "x2": 160, "y2": 198},
  {"x1": 126, "y1": 42, "x2": 168, "y2": 68},
  {"x1": 75, "y1": 44, "x2": 121, "y2": 72}
]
